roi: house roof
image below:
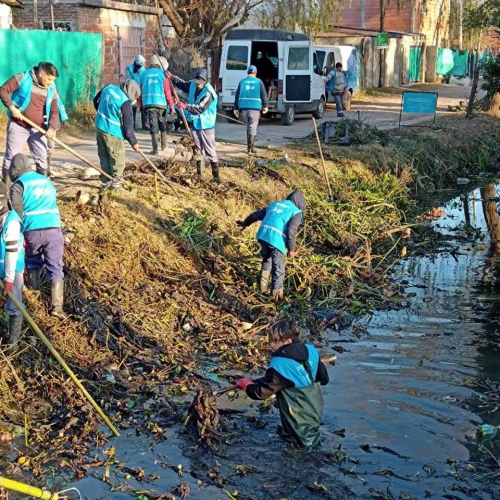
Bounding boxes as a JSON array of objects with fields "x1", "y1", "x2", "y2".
[{"x1": 0, "y1": 0, "x2": 24, "y2": 7}]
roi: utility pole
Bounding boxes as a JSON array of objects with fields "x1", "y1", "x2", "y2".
[
  {"x1": 458, "y1": 0, "x2": 463, "y2": 50},
  {"x1": 49, "y1": 0, "x2": 55, "y2": 30},
  {"x1": 33, "y1": 0, "x2": 38, "y2": 28},
  {"x1": 378, "y1": 0, "x2": 386, "y2": 88}
]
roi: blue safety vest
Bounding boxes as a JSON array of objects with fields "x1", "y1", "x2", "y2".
[
  {"x1": 238, "y1": 76, "x2": 262, "y2": 110},
  {"x1": 16, "y1": 171, "x2": 61, "y2": 231},
  {"x1": 270, "y1": 344, "x2": 319, "y2": 389},
  {"x1": 0, "y1": 210, "x2": 25, "y2": 278},
  {"x1": 95, "y1": 85, "x2": 129, "y2": 140},
  {"x1": 8, "y1": 70, "x2": 68, "y2": 125},
  {"x1": 126, "y1": 63, "x2": 144, "y2": 86},
  {"x1": 141, "y1": 68, "x2": 167, "y2": 108},
  {"x1": 186, "y1": 81, "x2": 217, "y2": 131},
  {"x1": 256, "y1": 200, "x2": 302, "y2": 254}
]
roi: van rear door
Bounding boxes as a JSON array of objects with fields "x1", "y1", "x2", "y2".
[
  {"x1": 283, "y1": 42, "x2": 313, "y2": 103},
  {"x1": 220, "y1": 41, "x2": 251, "y2": 106}
]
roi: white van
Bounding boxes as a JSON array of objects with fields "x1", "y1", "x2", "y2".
[
  {"x1": 219, "y1": 29, "x2": 327, "y2": 125},
  {"x1": 314, "y1": 45, "x2": 359, "y2": 110}
]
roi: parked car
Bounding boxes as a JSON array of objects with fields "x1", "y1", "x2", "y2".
[
  {"x1": 314, "y1": 45, "x2": 359, "y2": 110},
  {"x1": 219, "y1": 29, "x2": 327, "y2": 125}
]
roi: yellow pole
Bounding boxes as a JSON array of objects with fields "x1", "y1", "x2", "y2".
[
  {"x1": 0, "y1": 476, "x2": 59, "y2": 499},
  {"x1": 1, "y1": 283, "x2": 120, "y2": 437}
]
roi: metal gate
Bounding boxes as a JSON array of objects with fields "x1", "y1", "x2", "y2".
[{"x1": 118, "y1": 26, "x2": 145, "y2": 79}]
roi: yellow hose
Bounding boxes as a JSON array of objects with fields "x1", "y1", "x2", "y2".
[{"x1": 0, "y1": 475, "x2": 58, "y2": 499}]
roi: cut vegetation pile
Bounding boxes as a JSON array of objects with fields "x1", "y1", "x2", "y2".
[{"x1": 1, "y1": 115, "x2": 500, "y2": 486}]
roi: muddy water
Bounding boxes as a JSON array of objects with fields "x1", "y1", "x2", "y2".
[{"x1": 13, "y1": 187, "x2": 500, "y2": 499}]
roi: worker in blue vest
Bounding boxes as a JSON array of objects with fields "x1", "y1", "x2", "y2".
[
  {"x1": 233, "y1": 65, "x2": 268, "y2": 154},
  {"x1": 0, "y1": 181, "x2": 25, "y2": 348},
  {"x1": 0, "y1": 62, "x2": 66, "y2": 184},
  {"x1": 169, "y1": 68, "x2": 222, "y2": 183},
  {"x1": 126, "y1": 54, "x2": 147, "y2": 130},
  {"x1": 236, "y1": 320, "x2": 329, "y2": 448},
  {"x1": 237, "y1": 190, "x2": 306, "y2": 300},
  {"x1": 8, "y1": 153, "x2": 67, "y2": 318},
  {"x1": 141, "y1": 55, "x2": 175, "y2": 155},
  {"x1": 93, "y1": 79, "x2": 141, "y2": 190}
]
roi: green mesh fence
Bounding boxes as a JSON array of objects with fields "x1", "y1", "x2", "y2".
[{"x1": 0, "y1": 29, "x2": 102, "y2": 111}]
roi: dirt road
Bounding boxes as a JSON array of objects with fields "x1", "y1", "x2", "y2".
[{"x1": 0, "y1": 83, "x2": 481, "y2": 177}]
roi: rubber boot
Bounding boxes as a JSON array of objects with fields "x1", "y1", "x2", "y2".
[
  {"x1": 248, "y1": 135, "x2": 257, "y2": 154},
  {"x1": 151, "y1": 134, "x2": 159, "y2": 155},
  {"x1": 36, "y1": 164, "x2": 47, "y2": 176},
  {"x1": 161, "y1": 131, "x2": 167, "y2": 151},
  {"x1": 28, "y1": 268, "x2": 42, "y2": 291},
  {"x1": 211, "y1": 162, "x2": 223, "y2": 184},
  {"x1": 2, "y1": 168, "x2": 10, "y2": 189},
  {"x1": 272, "y1": 288, "x2": 284, "y2": 301},
  {"x1": 51, "y1": 281, "x2": 67, "y2": 319},
  {"x1": 196, "y1": 159, "x2": 204, "y2": 177},
  {"x1": 260, "y1": 270, "x2": 271, "y2": 293},
  {"x1": 8, "y1": 315, "x2": 23, "y2": 347}
]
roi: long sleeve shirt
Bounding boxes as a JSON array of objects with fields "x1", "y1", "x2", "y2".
[
  {"x1": 163, "y1": 77, "x2": 175, "y2": 111},
  {"x1": 0, "y1": 71, "x2": 60, "y2": 130},
  {"x1": 241, "y1": 207, "x2": 303, "y2": 252},
  {"x1": 93, "y1": 89, "x2": 138, "y2": 146},
  {"x1": 0, "y1": 210, "x2": 21, "y2": 283},
  {"x1": 233, "y1": 78, "x2": 268, "y2": 111},
  {"x1": 171, "y1": 76, "x2": 214, "y2": 116}
]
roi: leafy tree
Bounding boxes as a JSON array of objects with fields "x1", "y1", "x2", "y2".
[
  {"x1": 464, "y1": 0, "x2": 500, "y2": 30},
  {"x1": 482, "y1": 55, "x2": 500, "y2": 116}
]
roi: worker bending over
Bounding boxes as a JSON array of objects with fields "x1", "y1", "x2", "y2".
[
  {"x1": 237, "y1": 190, "x2": 306, "y2": 300},
  {"x1": 237, "y1": 320, "x2": 329, "y2": 448},
  {"x1": 0, "y1": 182, "x2": 25, "y2": 347},
  {"x1": 93, "y1": 80, "x2": 141, "y2": 190},
  {"x1": 126, "y1": 54, "x2": 147, "y2": 130},
  {"x1": 0, "y1": 62, "x2": 66, "y2": 183},
  {"x1": 234, "y1": 65, "x2": 268, "y2": 154},
  {"x1": 141, "y1": 55, "x2": 175, "y2": 155},
  {"x1": 9, "y1": 153, "x2": 66, "y2": 318},
  {"x1": 169, "y1": 69, "x2": 223, "y2": 183}
]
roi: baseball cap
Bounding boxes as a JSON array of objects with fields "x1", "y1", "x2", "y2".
[{"x1": 247, "y1": 65, "x2": 257, "y2": 74}]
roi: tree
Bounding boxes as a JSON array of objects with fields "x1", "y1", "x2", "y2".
[
  {"x1": 482, "y1": 55, "x2": 500, "y2": 116},
  {"x1": 257, "y1": 0, "x2": 342, "y2": 35},
  {"x1": 158, "y1": 0, "x2": 265, "y2": 51}
]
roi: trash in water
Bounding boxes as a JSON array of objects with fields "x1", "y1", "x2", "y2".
[{"x1": 466, "y1": 424, "x2": 498, "y2": 441}]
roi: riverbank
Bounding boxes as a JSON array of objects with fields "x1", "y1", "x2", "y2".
[{"x1": 1, "y1": 114, "x2": 500, "y2": 498}]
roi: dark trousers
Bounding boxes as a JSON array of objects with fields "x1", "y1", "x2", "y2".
[
  {"x1": 260, "y1": 241, "x2": 286, "y2": 291},
  {"x1": 25, "y1": 228, "x2": 64, "y2": 282},
  {"x1": 132, "y1": 106, "x2": 148, "y2": 130},
  {"x1": 146, "y1": 107, "x2": 167, "y2": 135}
]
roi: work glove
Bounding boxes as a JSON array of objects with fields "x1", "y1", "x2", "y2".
[
  {"x1": 236, "y1": 220, "x2": 246, "y2": 230},
  {"x1": 262, "y1": 108, "x2": 268, "y2": 114},
  {"x1": 233, "y1": 110, "x2": 240, "y2": 119},
  {"x1": 236, "y1": 377, "x2": 253, "y2": 392},
  {"x1": 288, "y1": 250, "x2": 297, "y2": 258},
  {"x1": 177, "y1": 101, "x2": 187, "y2": 110},
  {"x1": 3, "y1": 281, "x2": 13, "y2": 296},
  {"x1": 166, "y1": 71, "x2": 173, "y2": 79}
]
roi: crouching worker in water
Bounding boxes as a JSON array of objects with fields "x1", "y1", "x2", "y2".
[
  {"x1": 237, "y1": 190, "x2": 306, "y2": 301},
  {"x1": 0, "y1": 182, "x2": 25, "y2": 348},
  {"x1": 236, "y1": 320, "x2": 329, "y2": 448}
]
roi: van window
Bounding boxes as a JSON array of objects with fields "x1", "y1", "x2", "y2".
[
  {"x1": 226, "y1": 46, "x2": 248, "y2": 70},
  {"x1": 313, "y1": 52, "x2": 322, "y2": 75},
  {"x1": 326, "y1": 52, "x2": 336, "y2": 67},
  {"x1": 287, "y1": 47, "x2": 310, "y2": 70},
  {"x1": 316, "y1": 50, "x2": 326, "y2": 69}
]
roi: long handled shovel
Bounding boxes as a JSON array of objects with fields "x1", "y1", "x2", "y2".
[
  {"x1": 17, "y1": 115, "x2": 113, "y2": 181},
  {"x1": 167, "y1": 78, "x2": 193, "y2": 139},
  {"x1": 312, "y1": 117, "x2": 334, "y2": 202},
  {"x1": 1, "y1": 282, "x2": 120, "y2": 437}
]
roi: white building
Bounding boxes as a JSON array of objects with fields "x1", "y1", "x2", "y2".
[{"x1": 0, "y1": 0, "x2": 23, "y2": 29}]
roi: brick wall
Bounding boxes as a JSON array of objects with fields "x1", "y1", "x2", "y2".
[{"x1": 12, "y1": 2, "x2": 161, "y2": 86}]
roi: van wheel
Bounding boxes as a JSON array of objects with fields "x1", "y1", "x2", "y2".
[
  {"x1": 312, "y1": 97, "x2": 325, "y2": 119},
  {"x1": 342, "y1": 91, "x2": 352, "y2": 111},
  {"x1": 281, "y1": 106, "x2": 295, "y2": 126}
]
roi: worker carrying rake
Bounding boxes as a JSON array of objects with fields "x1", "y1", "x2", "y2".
[
  {"x1": 237, "y1": 190, "x2": 306, "y2": 301},
  {"x1": 236, "y1": 320, "x2": 329, "y2": 448},
  {"x1": 0, "y1": 181, "x2": 25, "y2": 348},
  {"x1": 9, "y1": 153, "x2": 66, "y2": 319}
]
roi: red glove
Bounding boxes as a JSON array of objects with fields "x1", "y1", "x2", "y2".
[
  {"x1": 177, "y1": 101, "x2": 187, "y2": 110},
  {"x1": 3, "y1": 281, "x2": 13, "y2": 296},
  {"x1": 236, "y1": 377, "x2": 253, "y2": 392}
]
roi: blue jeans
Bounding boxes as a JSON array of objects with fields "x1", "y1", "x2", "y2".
[
  {"x1": 333, "y1": 94, "x2": 344, "y2": 115},
  {"x1": 260, "y1": 241, "x2": 286, "y2": 291},
  {"x1": 5, "y1": 271, "x2": 24, "y2": 317}
]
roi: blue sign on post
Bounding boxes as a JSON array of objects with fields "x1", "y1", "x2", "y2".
[{"x1": 399, "y1": 91, "x2": 438, "y2": 127}]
